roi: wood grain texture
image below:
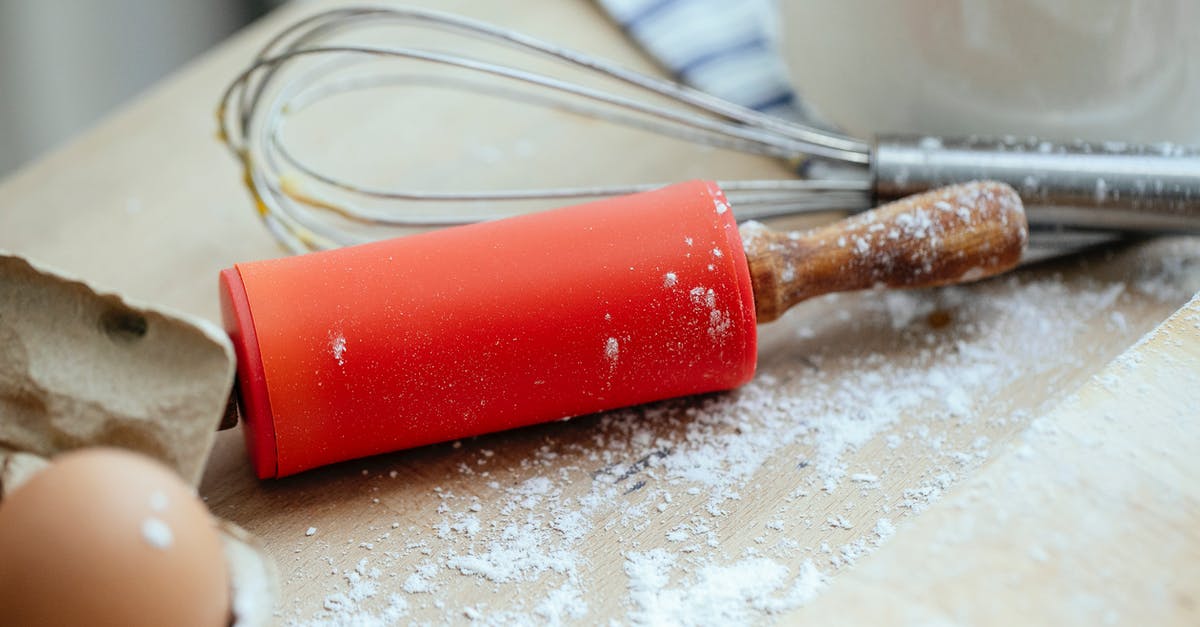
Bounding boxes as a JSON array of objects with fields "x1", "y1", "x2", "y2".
[
  {"x1": 0, "y1": 0, "x2": 1197, "y2": 624},
  {"x1": 792, "y1": 293, "x2": 1200, "y2": 626},
  {"x1": 745, "y1": 182, "x2": 1027, "y2": 322}
]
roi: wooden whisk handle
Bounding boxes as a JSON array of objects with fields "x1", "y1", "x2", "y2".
[{"x1": 743, "y1": 181, "x2": 1028, "y2": 323}]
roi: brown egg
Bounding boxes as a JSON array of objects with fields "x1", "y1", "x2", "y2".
[{"x1": 0, "y1": 448, "x2": 230, "y2": 627}]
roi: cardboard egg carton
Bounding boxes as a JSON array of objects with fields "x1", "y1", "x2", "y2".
[{"x1": 0, "y1": 251, "x2": 276, "y2": 625}]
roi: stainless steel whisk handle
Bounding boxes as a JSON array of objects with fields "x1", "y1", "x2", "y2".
[{"x1": 872, "y1": 135, "x2": 1200, "y2": 232}]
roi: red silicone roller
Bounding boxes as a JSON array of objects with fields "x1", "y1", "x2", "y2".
[
  {"x1": 221, "y1": 180, "x2": 1027, "y2": 478},
  {"x1": 222, "y1": 181, "x2": 757, "y2": 477}
]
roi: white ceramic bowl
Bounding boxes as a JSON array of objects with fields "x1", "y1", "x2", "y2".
[{"x1": 776, "y1": 0, "x2": 1200, "y2": 143}]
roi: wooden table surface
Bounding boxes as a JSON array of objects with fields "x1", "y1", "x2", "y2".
[{"x1": 2, "y1": 1, "x2": 1198, "y2": 625}]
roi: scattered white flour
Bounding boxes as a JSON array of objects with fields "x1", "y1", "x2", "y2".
[
  {"x1": 293, "y1": 560, "x2": 409, "y2": 627},
  {"x1": 625, "y1": 551, "x2": 826, "y2": 624},
  {"x1": 605, "y1": 337, "x2": 620, "y2": 363},
  {"x1": 663, "y1": 272, "x2": 678, "y2": 288},
  {"x1": 688, "y1": 285, "x2": 732, "y2": 341},
  {"x1": 534, "y1": 583, "x2": 589, "y2": 624},
  {"x1": 141, "y1": 517, "x2": 173, "y2": 550},
  {"x1": 330, "y1": 332, "x2": 347, "y2": 366},
  {"x1": 272, "y1": 240, "x2": 1199, "y2": 625},
  {"x1": 402, "y1": 563, "x2": 438, "y2": 594},
  {"x1": 874, "y1": 518, "x2": 896, "y2": 544}
]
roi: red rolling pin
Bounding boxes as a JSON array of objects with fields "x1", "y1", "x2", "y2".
[{"x1": 220, "y1": 180, "x2": 1026, "y2": 478}]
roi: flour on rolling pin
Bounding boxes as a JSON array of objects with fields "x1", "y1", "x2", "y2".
[
  {"x1": 271, "y1": 232, "x2": 1200, "y2": 625},
  {"x1": 742, "y1": 181, "x2": 1027, "y2": 322},
  {"x1": 221, "y1": 180, "x2": 1026, "y2": 479},
  {"x1": 214, "y1": 182, "x2": 1026, "y2": 621}
]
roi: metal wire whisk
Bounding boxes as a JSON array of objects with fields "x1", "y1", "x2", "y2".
[{"x1": 219, "y1": 5, "x2": 1200, "y2": 254}]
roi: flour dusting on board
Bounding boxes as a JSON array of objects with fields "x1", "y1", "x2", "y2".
[
  {"x1": 624, "y1": 551, "x2": 826, "y2": 623},
  {"x1": 270, "y1": 241, "x2": 1200, "y2": 626}
]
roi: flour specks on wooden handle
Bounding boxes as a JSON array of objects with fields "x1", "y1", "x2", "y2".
[
  {"x1": 221, "y1": 179, "x2": 1027, "y2": 477},
  {"x1": 743, "y1": 181, "x2": 1028, "y2": 323}
]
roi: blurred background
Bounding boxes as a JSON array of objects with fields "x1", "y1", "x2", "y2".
[
  {"x1": 0, "y1": 0, "x2": 276, "y2": 178},
  {"x1": 3, "y1": 0, "x2": 1197, "y2": 182}
]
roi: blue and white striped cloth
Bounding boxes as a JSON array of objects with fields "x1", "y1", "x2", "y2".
[{"x1": 598, "y1": 0, "x2": 819, "y2": 124}]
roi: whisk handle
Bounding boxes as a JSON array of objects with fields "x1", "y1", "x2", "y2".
[
  {"x1": 872, "y1": 135, "x2": 1200, "y2": 232},
  {"x1": 743, "y1": 181, "x2": 1027, "y2": 323}
]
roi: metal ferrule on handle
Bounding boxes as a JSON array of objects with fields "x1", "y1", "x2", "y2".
[{"x1": 872, "y1": 135, "x2": 1200, "y2": 232}]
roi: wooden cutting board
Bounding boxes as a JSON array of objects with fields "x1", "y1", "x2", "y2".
[{"x1": 1, "y1": 0, "x2": 1197, "y2": 624}]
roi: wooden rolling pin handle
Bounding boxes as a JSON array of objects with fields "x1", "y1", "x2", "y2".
[{"x1": 743, "y1": 181, "x2": 1028, "y2": 323}]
